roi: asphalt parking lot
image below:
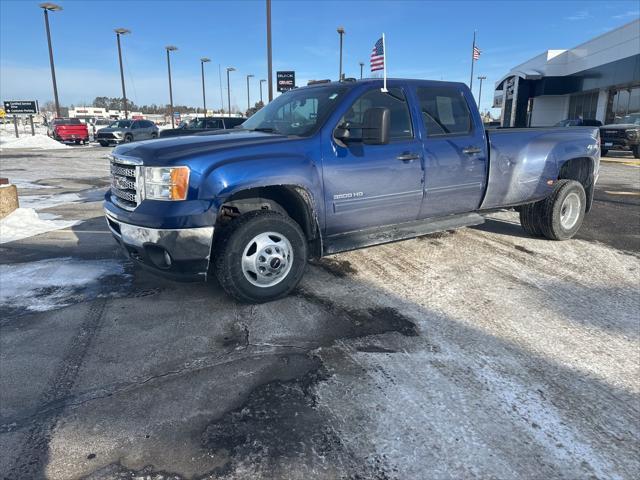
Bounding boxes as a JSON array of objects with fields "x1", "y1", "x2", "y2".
[{"x1": 0, "y1": 147, "x2": 639, "y2": 479}]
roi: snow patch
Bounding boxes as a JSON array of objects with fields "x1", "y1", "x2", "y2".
[
  {"x1": 0, "y1": 208, "x2": 78, "y2": 244},
  {"x1": 11, "y1": 179, "x2": 54, "y2": 190},
  {"x1": 18, "y1": 193, "x2": 83, "y2": 210},
  {"x1": 0, "y1": 257, "x2": 126, "y2": 314},
  {"x1": 0, "y1": 133, "x2": 70, "y2": 150}
]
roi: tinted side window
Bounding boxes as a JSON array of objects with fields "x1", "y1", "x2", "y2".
[
  {"x1": 224, "y1": 118, "x2": 244, "y2": 128},
  {"x1": 340, "y1": 87, "x2": 412, "y2": 140},
  {"x1": 204, "y1": 119, "x2": 223, "y2": 129},
  {"x1": 417, "y1": 87, "x2": 472, "y2": 136},
  {"x1": 143, "y1": 120, "x2": 154, "y2": 127}
]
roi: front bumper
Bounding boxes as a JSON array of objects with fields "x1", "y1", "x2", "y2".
[
  {"x1": 601, "y1": 138, "x2": 637, "y2": 150},
  {"x1": 105, "y1": 211, "x2": 214, "y2": 281}
]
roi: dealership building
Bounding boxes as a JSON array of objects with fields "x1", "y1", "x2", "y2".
[{"x1": 493, "y1": 19, "x2": 639, "y2": 127}]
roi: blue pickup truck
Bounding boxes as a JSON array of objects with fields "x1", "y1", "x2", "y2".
[{"x1": 104, "y1": 79, "x2": 600, "y2": 303}]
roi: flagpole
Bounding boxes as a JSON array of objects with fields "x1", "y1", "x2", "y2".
[
  {"x1": 469, "y1": 30, "x2": 476, "y2": 91},
  {"x1": 382, "y1": 32, "x2": 388, "y2": 92}
]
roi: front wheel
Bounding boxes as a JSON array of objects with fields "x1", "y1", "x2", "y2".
[
  {"x1": 151, "y1": 132, "x2": 158, "y2": 139},
  {"x1": 538, "y1": 179, "x2": 586, "y2": 240},
  {"x1": 99, "y1": 141, "x2": 108, "y2": 147},
  {"x1": 632, "y1": 145, "x2": 640, "y2": 159},
  {"x1": 124, "y1": 134, "x2": 133, "y2": 143},
  {"x1": 601, "y1": 148, "x2": 608, "y2": 157},
  {"x1": 214, "y1": 210, "x2": 308, "y2": 303}
]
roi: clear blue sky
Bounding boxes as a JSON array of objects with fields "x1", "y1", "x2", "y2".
[{"x1": 1, "y1": 0, "x2": 638, "y2": 113}]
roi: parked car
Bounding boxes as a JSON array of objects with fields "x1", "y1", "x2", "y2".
[
  {"x1": 159, "y1": 116, "x2": 246, "y2": 138},
  {"x1": 91, "y1": 118, "x2": 113, "y2": 136},
  {"x1": 599, "y1": 113, "x2": 640, "y2": 158},
  {"x1": 95, "y1": 119, "x2": 159, "y2": 147},
  {"x1": 104, "y1": 78, "x2": 600, "y2": 303},
  {"x1": 555, "y1": 118, "x2": 602, "y2": 127},
  {"x1": 47, "y1": 118, "x2": 89, "y2": 144}
]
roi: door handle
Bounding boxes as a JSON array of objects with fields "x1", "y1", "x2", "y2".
[
  {"x1": 397, "y1": 152, "x2": 421, "y2": 162},
  {"x1": 462, "y1": 146, "x2": 482, "y2": 155}
]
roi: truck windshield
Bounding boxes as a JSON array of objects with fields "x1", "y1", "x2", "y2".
[
  {"x1": 614, "y1": 113, "x2": 640, "y2": 125},
  {"x1": 241, "y1": 85, "x2": 349, "y2": 136}
]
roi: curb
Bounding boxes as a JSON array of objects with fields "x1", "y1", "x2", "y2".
[{"x1": 600, "y1": 158, "x2": 640, "y2": 166}]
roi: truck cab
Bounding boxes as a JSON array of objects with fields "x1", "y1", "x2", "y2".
[{"x1": 105, "y1": 79, "x2": 600, "y2": 303}]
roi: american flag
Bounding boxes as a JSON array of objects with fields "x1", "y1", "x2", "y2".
[
  {"x1": 473, "y1": 45, "x2": 481, "y2": 60},
  {"x1": 370, "y1": 37, "x2": 384, "y2": 72}
]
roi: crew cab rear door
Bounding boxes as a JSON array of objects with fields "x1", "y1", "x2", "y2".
[
  {"x1": 412, "y1": 84, "x2": 487, "y2": 217},
  {"x1": 321, "y1": 85, "x2": 424, "y2": 235}
]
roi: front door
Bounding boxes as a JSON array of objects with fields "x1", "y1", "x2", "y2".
[
  {"x1": 322, "y1": 86, "x2": 424, "y2": 235},
  {"x1": 413, "y1": 85, "x2": 487, "y2": 218}
]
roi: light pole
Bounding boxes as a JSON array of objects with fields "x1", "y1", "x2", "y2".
[
  {"x1": 266, "y1": 0, "x2": 273, "y2": 102},
  {"x1": 114, "y1": 28, "x2": 130, "y2": 119},
  {"x1": 246, "y1": 74, "x2": 254, "y2": 112},
  {"x1": 477, "y1": 75, "x2": 486, "y2": 110},
  {"x1": 165, "y1": 45, "x2": 177, "y2": 127},
  {"x1": 40, "y1": 3, "x2": 62, "y2": 118},
  {"x1": 200, "y1": 57, "x2": 211, "y2": 117},
  {"x1": 226, "y1": 67, "x2": 236, "y2": 116},
  {"x1": 337, "y1": 26, "x2": 345, "y2": 81},
  {"x1": 259, "y1": 79, "x2": 266, "y2": 103},
  {"x1": 359, "y1": 62, "x2": 364, "y2": 79}
]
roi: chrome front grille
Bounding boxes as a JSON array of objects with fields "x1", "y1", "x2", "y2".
[{"x1": 110, "y1": 154, "x2": 142, "y2": 211}]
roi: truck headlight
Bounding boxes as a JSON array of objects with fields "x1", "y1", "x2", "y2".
[
  {"x1": 144, "y1": 166, "x2": 190, "y2": 201},
  {"x1": 626, "y1": 129, "x2": 639, "y2": 139}
]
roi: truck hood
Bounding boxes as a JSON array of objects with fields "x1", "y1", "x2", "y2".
[
  {"x1": 112, "y1": 130, "x2": 294, "y2": 165},
  {"x1": 601, "y1": 123, "x2": 639, "y2": 129}
]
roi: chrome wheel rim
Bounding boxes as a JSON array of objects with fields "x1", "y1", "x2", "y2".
[
  {"x1": 241, "y1": 231, "x2": 293, "y2": 288},
  {"x1": 560, "y1": 192, "x2": 581, "y2": 230}
]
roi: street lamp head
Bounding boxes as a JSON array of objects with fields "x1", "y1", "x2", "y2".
[
  {"x1": 165, "y1": 45, "x2": 178, "y2": 52},
  {"x1": 337, "y1": 26, "x2": 345, "y2": 34},
  {"x1": 226, "y1": 67, "x2": 236, "y2": 72},
  {"x1": 39, "y1": 2, "x2": 62, "y2": 11},
  {"x1": 114, "y1": 28, "x2": 131, "y2": 35},
  {"x1": 477, "y1": 75, "x2": 487, "y2": 80},
  {"x1": 247, "y1": 74, "x2": 255, "y2": 78},
  {"x1": 200, "y1": 57, "x2": 211, "y2": 63}
]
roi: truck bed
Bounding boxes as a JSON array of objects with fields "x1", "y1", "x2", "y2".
[{"x1": 481, "y1": 127, "x2": 599, "y2": 209}]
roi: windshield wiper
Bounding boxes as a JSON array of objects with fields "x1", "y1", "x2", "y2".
[{"x1": 251, "y1": 127, "x2": 278, "y2": 133}]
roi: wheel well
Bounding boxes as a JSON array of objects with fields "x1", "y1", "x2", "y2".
[
  {"x1": 217, "y1": 185, "x2": 318, "y2": 241},
  {"x1": 557, "y1": 157, "x2": 594, "y2": 212}
]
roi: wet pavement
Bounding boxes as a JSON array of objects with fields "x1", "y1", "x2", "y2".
[{"x1": 0, "y1": 147, "x2": 638, "y2": 479}]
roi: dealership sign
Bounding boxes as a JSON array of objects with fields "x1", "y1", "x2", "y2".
[
  {"x1": 3, "y1": 100, "x2": 39, "y2": 114},
  {"x1": 276, "y1": 71, "x2": 295, "y2": 92}
]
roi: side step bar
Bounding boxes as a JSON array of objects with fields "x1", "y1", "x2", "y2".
[{"x1": 323, "y1": 212, "x2": 485, "y2": 255}]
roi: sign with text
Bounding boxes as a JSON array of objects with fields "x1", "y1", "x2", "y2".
[
  {"x1": 276, "y1": 71, "x2": 296, "y2": 92},
  {"x1": 3, "y1": 100, "x2": 38, "y2": 114}
]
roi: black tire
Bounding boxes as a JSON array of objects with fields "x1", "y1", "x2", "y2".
[
  {"x1": 538, "y1": 179, "x2": 586, "y2": 240},
  {"x1": 214, "y1": 210, "x2": 308, "y2": 303},
  {"x1": 519, "y1": 202, "x2": 544, "y2": 236},
  {"x1": 99, "y1": 141, "x2": 108, "y2": 147},
  {"x1": 124, "y1": 134, "x2": 133, "y2": 143},
  {"x1": 601, "y1": 148, "x2": 608, "y2": 157},
  {"x1": 151, "y1": 132, "x2": 158, "y2": 139},
  {"x1": 632, "y1": 145, "x2": 640, "y2": 159}
]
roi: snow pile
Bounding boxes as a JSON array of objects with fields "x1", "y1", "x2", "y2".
[
  {"x1": 0, "y1": 133, "x2": 70, "y2": 150},
  {"x1": 0, "y1": 208, "x2": 78, "y2": 244},
  {"x1": 0, "y1": 257, "x2": 126, "y2": 313}
]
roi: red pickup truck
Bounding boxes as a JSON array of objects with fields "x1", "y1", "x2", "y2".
[{"x1": 47, "y1": 118, "x2": 89, "y2": 144}]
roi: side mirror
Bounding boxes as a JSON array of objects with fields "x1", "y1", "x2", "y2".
[
  {"x1": 362, "y1": 107, "x2": 390, "y2": 145},
  {"x1": 334, "y1": 124, "x2": 351, "y2": 143}
]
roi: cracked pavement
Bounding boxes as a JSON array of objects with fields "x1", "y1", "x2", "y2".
[{"x1": 0, "y1": 147, "x2": 639, "y2": 479}]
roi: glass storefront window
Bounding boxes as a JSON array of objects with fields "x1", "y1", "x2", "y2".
[
  {"x1": 606, "y1": 85, "x2": 640, "y2": 124},
  {"x1": 568, "y1": 90, "x2": 599, "y2": 120}
]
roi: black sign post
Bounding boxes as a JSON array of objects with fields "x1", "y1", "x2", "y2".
[
  {"x1": 276, "y1": 71, "x2": 295, "y2": 92},
  {"x1": 13, "y1": 115, "x2": 19, "y2": 139},
  {"x1": 4, "y1": 101, "x2": 39, "y2": 115}
]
